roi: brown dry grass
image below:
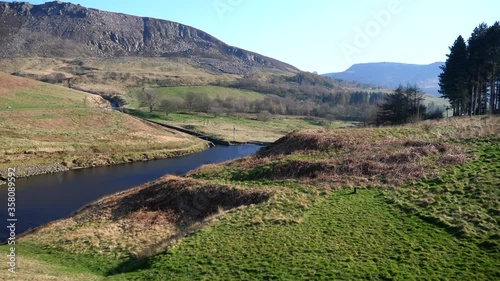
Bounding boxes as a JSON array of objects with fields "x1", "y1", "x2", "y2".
[
  {"x1": 423, "y1": 115, "x2": 500, "y2": 140},
  {"x1": 249, "y1": 139, "x2": 463, "y2": 187},
  {"x1": 196, "y1": 116, "x2": 499, "y2": 188},
  {"x1": 0, "y1": 108, "x2": 206, "y2": 171},
  {"x1": 256, "y1": 129, "x2": 367, "y2": 157},
  {"x1": 153, "y1": 115, "x2": 351, "y2": 143},
  {"x1": 0, "y1": 57, "x2": 243, "y2": 94},
  {"x1": 0, "y1": 73, "x2": 207, "y2": 173},
  {"x1": 0, "y1": 72, "x2": 36, "y2": 96},
  {"x1": 22, "y1": 176, "x2": 270, "y2": 258},
  {"x1": 71, "y1": 83, "x2": 127, "y2": 96}
]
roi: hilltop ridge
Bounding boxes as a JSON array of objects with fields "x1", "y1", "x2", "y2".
[{"x1": 0, "y1": 1, "x2": 297, "y2": 75}]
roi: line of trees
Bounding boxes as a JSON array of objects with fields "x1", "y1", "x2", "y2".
[
  {"x1": 376, "y1": 84, "x2": 430, "y2": 125},
  {"x1": 217, "y1": 71, "x2": 387, "y2": 121},
  {"x1": 439, "y1": 22, "x2": 500, "y2": 116},
  {"x1": 138, "y1": 88, "x2": 386, "y2": 122}
]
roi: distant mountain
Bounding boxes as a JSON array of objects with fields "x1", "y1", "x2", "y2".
[
  {"x1": 0, "y1": 1, "x2": 297, "y2": 75},
  {"x1": 323, "y1": 62, "x2": 444, "y2": 95}
]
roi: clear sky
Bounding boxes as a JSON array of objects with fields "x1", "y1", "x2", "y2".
[{"x1": 7, "y1": 0, "x2": 500, "y2": 73}]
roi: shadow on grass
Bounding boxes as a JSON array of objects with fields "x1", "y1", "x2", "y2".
[
  {"x1": 93, "y1": 178, "x2": 270, "y2": 276},
  {"x1": 390, "y1": 201, "x2": 499, "y2": 252},
  {"x1": 108, "y1": 179, "x2": 270, "y2": 225},
  {"x1": 106, "y1": 256, "x2": 151, "y2": 276},
  {"x1": 341, "y1": 189, "x2": 358, "y2": 196}
]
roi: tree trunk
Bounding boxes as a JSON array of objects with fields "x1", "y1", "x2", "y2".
[
  {"x1": 477, "y1": 80, "x2": 482, "y2": 115},
  {"x1": 470, "y1": 85, "x2": 475, "y2": 116},
  {"x1": 482, "y1": 81, "x2": 488, "y2": 114},
  {"x1": 497, "y1": 79, "x2": 500, "y2": 113},
  {"x1": 491, "y1": 75, "x2": 496, "y2": 114}
]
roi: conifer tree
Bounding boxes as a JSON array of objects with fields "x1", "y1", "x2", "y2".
[
  {"x1": 439, "y1": 36, "x2": 469, "y2": 116},
  {"x1": 439, "y1": 22, "x2": 500, "y2": 115}
]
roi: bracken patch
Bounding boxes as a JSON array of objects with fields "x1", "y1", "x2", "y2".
[
  {"x1": 73, "y1": 176, "x2": 270, "y2": 225},
  {"x1": 22, "y1": 176, "x2": 270, "y2": 259},
  {"x1": 256, "y1": 130, "x2": 367, "y2": 157}
]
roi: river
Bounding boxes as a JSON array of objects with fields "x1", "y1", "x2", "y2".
[{"x1": 0, "y1": 145, "x2": 261, "y2": 242}]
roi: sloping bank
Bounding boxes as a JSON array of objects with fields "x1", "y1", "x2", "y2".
[
  {"x1": 0, "y1": 141, "x2": 208, "y2": 185},
  {"x1": 0, "y1": 73, "x2": 211, "y2": 185}
]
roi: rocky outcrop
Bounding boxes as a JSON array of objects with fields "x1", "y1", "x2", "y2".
[{"x1": 0, "y1": 1, "x2": 298, "y2": 75}]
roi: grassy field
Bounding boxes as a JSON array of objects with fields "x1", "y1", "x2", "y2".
[
  {"x1": 128, "y1": 110, "x2": 356, "y2": 143},
  {"x1": 3, "y1": 116, "x2": 498, "y2": 280},
  {"x1": 0, "y1": 77, "x2": 104, "y2": 110},
  {"x1": 120, "y1": 188, "x2": 497, "y2": 280},
  {"x1": 0, "y1": 73, "x2": 207, "y2": 175},
  {"x1": 386, "y1": 138, "x2": 500, "y2": 247}
]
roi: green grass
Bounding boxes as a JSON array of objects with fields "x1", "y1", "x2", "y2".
[
  {"x1": 385, "y1": 138, "x2": 500, "y2": 248},
  {"x1": 9, "y1": 243, "x2": 117, "y2": 275},
  {"x1": 0, "y1": 83, "x2": 92, "y2": 110},
  {"x1": 106, "y1": 188, "x2": 498, "y2": 280},
  {"x1": 0, "y1": 243, "x2": 107, "y2": 280},
  {"x1": 424, "y1": 94, "x2": 449, "y2": 107},
  {"x1": 8, "y1": 183, "x2": 498, "y2": 280},
  {"x1": 127, "y1": 109, "x2": 355, "y2": 143},
  {"x1": 127, "y1": 86, "x2": 267, "y2": 108}
]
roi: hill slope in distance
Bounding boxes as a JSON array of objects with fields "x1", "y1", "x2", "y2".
[{"x1": 324, "y1": 62, "x2": 444, "y2": 95}]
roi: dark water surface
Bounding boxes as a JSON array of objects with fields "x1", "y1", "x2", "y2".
[{"x1": 0, "y1": 145, "x2": 260, "y2": 242}]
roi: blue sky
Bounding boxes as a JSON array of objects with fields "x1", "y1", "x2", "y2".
[{"x1": 7, "y1": 0, "x2": 500, "y2": 73}]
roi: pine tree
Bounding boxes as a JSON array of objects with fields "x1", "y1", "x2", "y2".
[
  {"x1": 376, "y1": 84, "x2": 426, "y2": 125},
  {"x1": 439, "y1": 22, "x2": 500, "y2": 116},
  {"x1": 467, "y1": 23, "x2": 489, "y2": 115},
  {"x1": 438, "y1": 36, "x2": 469, "y2": 116},
  {"x1": 485, "y1": 22, "x2": 500, "y2": 114}
]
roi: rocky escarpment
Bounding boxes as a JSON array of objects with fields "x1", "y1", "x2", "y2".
[{"x1": 0, "y1": 1, "x2": 298, "y2": 75}]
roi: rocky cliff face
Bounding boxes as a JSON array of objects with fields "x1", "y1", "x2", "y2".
[{"x1": 0, "y1": 1, "x2": 297, "y2": 74}]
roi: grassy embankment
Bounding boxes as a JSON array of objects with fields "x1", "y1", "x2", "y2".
[
  {"x1": 126, "y1": 86, "x2": 356, "y2": 143},
  {"x1": 2, "y1": 116, "x2": 498, "y2": 280},
  {"x1": 0, "y1": 73, "x2": 207, "y2": 177}
]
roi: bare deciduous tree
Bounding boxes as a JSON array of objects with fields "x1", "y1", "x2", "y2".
[
  {"x1": 184, "y1": 92, "x2": 210, "y2": 112},
  {"x1": 139, "y1": 88, "x2": 160, "y2": 112},
  {"x1": 159, "y1": 97, "x2": 184, "y2": 116}
]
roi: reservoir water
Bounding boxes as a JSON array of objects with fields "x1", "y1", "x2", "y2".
[{"x1": 0, "y1": 145, "x2": 261, "y2": 242}]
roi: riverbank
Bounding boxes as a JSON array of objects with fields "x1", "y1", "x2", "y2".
[
  {"x1": 0, "y1": 163, "x2": 69, "y2": 184},
  {"x1": 0, "y1": 144, "x2": 262, "y2": 243},
  {"x1": 0, "y1": 73, "x2": 210, "y2": 184},
  {"x1": 0, "y1": 141, "x2": 209, "y2": 185}
]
